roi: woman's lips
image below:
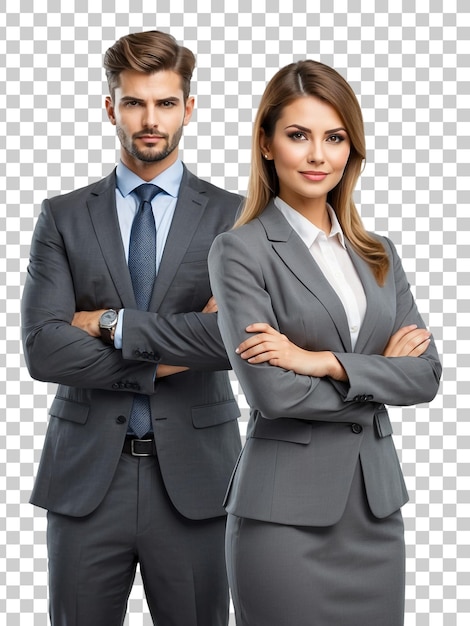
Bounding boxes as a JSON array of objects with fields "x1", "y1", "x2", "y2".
[{"x1": 299, "y1": 171, "x2": 328, "y2": 182}]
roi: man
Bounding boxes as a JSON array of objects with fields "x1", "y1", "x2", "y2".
[{"x1": 21, "y1": 30, "x2": 242, "y2": 626}]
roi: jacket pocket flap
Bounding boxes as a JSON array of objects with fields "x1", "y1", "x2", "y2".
[
  {"x1": 374, "y1": 408, "x2": 393, "y2": 438},
  {"x1": 192, "y1": 400, "x2": 240, "y2": 429},
  {"x1": 49, "y1": 396, "x2": 90, "y2": 425},
  {"x1": 252, "y1": 416, "x2": 312, "y2": 444}
]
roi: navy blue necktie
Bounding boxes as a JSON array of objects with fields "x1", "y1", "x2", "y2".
[{"x1": 128, "y1": 183, "x2": 160, "y2": 438}]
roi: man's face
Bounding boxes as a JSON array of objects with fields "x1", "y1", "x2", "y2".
[{"x1": 105, "y1": 69, "x2": 194, "y2": 179}]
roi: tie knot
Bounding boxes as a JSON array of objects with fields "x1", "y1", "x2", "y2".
[{"x1": 133, "y1": 183, "x2": 161, "y2": 205}]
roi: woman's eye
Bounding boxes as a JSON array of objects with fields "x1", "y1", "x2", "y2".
[
  {"x1": 288, "y1": 132, "x2": 306, "y2": 141},
  {"x1": 327, "y1": 134, "x2": 345, "y2": 143}
]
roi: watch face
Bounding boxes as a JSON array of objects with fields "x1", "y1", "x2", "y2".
[{"x1": 101, "y1": 310, "x2": 117, "y2": 327}]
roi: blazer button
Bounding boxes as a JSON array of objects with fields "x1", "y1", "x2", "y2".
[
  {"x1": 116, "y1": 415, "x2": 126, "y2": 424},
  {"x1": 351, "y1": 423, "x2": 363, "y2": 434}
]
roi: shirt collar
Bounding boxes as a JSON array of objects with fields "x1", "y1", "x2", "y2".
[
  {"x1": 116, "y1": 159, "x2": 184, "y2": 199},
  {"x1": 274, "y1": 196, "x2": 346, "y2": 249}
]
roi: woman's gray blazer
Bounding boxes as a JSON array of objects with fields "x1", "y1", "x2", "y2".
[{"x1": 208, "y1": 201, "x2": 441, "y2": 527}]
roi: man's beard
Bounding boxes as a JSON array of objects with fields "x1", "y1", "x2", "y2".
[{"x1": 117, "y1": 124, "x2": 184, "y2": 163}]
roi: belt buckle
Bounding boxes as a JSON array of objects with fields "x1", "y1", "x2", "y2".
[{"x1": 130, "y1": 438, "x2": 153, "y2": 457}]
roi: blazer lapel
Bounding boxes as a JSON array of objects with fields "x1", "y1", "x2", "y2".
[
  {"x1": 259, "y1": 203, "x2": 352, "y2": 352},
  {"x1": 86, "y1": 170, "x2": 137, "y2": 308},
  {"x1": 149, "y1": 167, "x2": 208, "y2": 311},
  {"x1": 346, "y1": 243, "x2": 382, "y2": 353}
]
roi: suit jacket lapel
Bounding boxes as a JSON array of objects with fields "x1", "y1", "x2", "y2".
[
  {"x1": 258, "y1": 203, "x2": 352, "y2": 352},
  {"x1": 346, "y1": 242, "x2": 382, "y2": 353},
  {"x1": 149, "y1": 167, "x2": 208, "y2": 311},
  {"x1": 86, "y1": 170, "x2": 137, "y2": 308}
]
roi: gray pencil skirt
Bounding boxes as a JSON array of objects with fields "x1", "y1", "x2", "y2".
[{"x1": 226, "y1": 461, "x2": 405, "y2": 626}]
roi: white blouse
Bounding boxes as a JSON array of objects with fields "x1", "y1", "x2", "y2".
[{"x1": 274, "y1": 197, "x2": 367, "y2": 350}]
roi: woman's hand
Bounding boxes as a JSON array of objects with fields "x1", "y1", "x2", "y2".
[
  {"x1": 383, "y1": 325, "x2": 431, "y2": 357},
  {"x1": 236, "y1": 323, "x2": 347, "y2": 381}
]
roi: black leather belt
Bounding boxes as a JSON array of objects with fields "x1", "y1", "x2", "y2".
[{"x1": 123, "y1": 435, "x2": 156, "y2": 457}]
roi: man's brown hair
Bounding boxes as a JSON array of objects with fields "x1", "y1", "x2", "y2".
[{"x1": 104, "y1": 30, "x2": 196, "y2": 101}]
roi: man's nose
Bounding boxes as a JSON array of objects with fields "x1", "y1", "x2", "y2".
[{"x1": 143, "y1": 105, "x2": 158, "y2": 128}]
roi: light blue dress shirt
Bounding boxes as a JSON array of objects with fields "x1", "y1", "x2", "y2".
[{"x1": 113, "y1": 159, "x2": 184, "y2": 348}]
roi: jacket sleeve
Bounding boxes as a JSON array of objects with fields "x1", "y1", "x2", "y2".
[
  {"x1": 208, "y1": 230, "x2": 441, "y2": 424},
  {"x1": 119, "y1": 194, "x2": 245, "y2": 371},
  {"x1": 209, "y1": 230, "x2": 369, "y2": 424},
  {"x1": 333, "y1": 236, "x2": 442, "y2": 406},
  {"x1": 120, "y1": 308, "x2": 232, "y2": 371},
  {"x1": 21, "y1": 200, "x2": 158, "y2": 394}
]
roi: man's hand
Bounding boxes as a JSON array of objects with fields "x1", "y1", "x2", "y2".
[
  {"x1": 202, "y1": 296, "x2": 218, "y2": 313},
  {"x1": 156, "y1": 364, "x2": 189, "y2": 378},
  {"x1": 72, "y1": 309, "x2": 107, "y2": 337}
]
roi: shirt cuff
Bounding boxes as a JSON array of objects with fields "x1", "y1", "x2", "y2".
[{"x1": 113, "y1": 309, "x2": 124, "y2": 349}]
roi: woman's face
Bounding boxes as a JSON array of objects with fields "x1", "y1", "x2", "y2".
[{"x1": 261, "y1": 96, "x2": 351, "y2": 210}]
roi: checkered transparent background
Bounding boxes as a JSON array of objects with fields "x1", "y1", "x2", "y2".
[{"x1": 1, "y1": 1, "x2": 469, "y2": 624}]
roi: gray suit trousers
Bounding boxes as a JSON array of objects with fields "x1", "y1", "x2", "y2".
[{"x1": 47, "y1": 453, "x2": 229, "y2": 626}]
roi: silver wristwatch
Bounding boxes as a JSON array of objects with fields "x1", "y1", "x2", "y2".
[{"x1": 99, "y1": 309, "x2": 119, "y2": 345}]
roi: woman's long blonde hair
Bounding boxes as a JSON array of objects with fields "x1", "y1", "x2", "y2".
[{"x1": 236, "y1": 60, "x2": 389, "y2": 285}]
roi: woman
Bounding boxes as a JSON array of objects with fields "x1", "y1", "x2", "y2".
[{"x1": 208, "y1": 60, "x2": 441, "y2": 626}]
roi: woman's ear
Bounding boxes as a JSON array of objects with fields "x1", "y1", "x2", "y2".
[{"x1": 259, "y1": 128, "x2": 272, "y2": 160}]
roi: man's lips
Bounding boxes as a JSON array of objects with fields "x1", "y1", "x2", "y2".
[
  {"x1": 136, "y1": 134, "x2": 166, "y2": 142},
  {"x1": 299, "y1": 171, "x2": 329, "y2": 181}
]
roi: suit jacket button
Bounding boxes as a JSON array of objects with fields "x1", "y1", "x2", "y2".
[
  {"x1": 112, "y1": 383, "x2": 120, "y2": 389},
  {"x1": 351, "y1": 423, "x2": 363, "y2": 434},
  {"x1": 116, "y1": 415, "x2": 126, "y2": 424}
]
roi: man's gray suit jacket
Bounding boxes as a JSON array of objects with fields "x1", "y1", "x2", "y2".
[
  {"x1": 22, "y1": 166, "x2": 243, "y2": 520},
  {"x1": 208, "y1": 201, "x2": 442, "y2": 527}
]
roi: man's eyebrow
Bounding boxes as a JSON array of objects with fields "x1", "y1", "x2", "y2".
[
  {"x1": 156, "y1": 97, "x2": 181, "y2": 103},
  {"x1": 120, "y1": 96, "x2": 144, "y2": 102},
  {"x1": 119, "y1": 96, "x2": 181, "y2": 103}
]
